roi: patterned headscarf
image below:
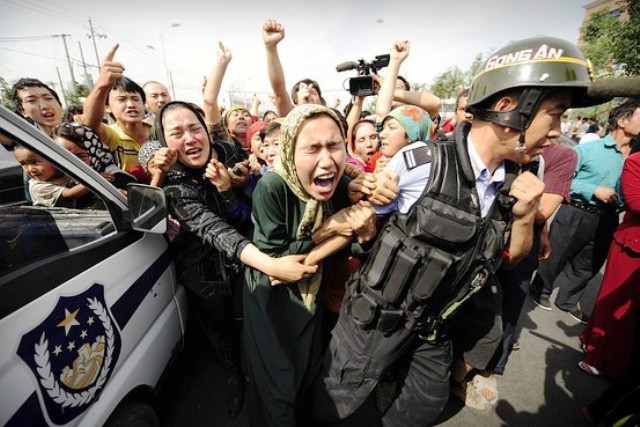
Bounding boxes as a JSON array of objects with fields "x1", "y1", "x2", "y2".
[
  {"x1": 52, "y1": 123, "x2": 121, "y2": 175},
  {"x1": 384, "y1": 105, "x2": 434, "y2": 142},
  {"x1": 138, "y1": 140, "x2": 162, "y2": 172},
  {"x1": 274, "y1": 104, "x2": 345, "y2": 240},
  {"x1": 273, "y1": 104, "x2": 346, "y2": 310}
]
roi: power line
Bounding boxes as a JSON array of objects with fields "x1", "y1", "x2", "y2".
[
  {"x1": 27, "y1": 0, "x2": 91, "y2": 22},
  {"x1": 0, "y1": 35, "x2": 58, "y2": 42},
  {"x1": 0, "y1": 46, "x2": 98, "y2": 69},
  {"x1": 5, "y1": 0, "x2": 87, "y2": 27}
]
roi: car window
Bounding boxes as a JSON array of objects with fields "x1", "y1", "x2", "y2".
[
  {"x1": 0, "y1": 143, "x2": 26, "y2": 206},
  {"x1": 0, "y1": 131, "x2": 117, "y2": 277}
]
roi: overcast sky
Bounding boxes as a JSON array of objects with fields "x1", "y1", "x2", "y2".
[{"x1": 0, "y1": 0, "x2": 591, "y2": 110}]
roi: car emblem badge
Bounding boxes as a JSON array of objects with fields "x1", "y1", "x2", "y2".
[{"x1": 17, "y1": 283, "x2": 121, "y2": 424}]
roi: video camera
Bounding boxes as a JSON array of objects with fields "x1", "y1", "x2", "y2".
[{"x1": 336, "y1": 54, "x2": 390, "y2": 97}]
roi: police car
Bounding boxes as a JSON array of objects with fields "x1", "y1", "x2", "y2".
[{"x1": 0, "y1": 105, "x2": 188, "y2": 426}]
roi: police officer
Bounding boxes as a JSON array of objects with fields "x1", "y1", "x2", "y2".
[{"x1": 312, "y1": 37, "x2": 600, "y2": 426}]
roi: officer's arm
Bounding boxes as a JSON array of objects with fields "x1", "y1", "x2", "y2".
[{"x1": 503, "y1": 172, "x2": 544, "y2": 268}]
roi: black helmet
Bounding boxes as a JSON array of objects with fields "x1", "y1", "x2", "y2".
[{"x1": 467, "y1": 36, "x2": 594, "y2": 132}]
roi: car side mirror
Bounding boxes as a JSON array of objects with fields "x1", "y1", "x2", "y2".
[{"x1": 126, "y1": 184, "x2": 168, "y2": 234}]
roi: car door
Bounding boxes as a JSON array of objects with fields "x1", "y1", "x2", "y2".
[{"x1": 0, "y1": 106, "x2": 186, "y2": 427}]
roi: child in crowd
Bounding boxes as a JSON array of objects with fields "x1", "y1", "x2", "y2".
[
  {"x1": 13, "y1": 145, "x2": 92, "y2": 208},
  {"x1": 51, "y1": 122, "x2": 136, "y2": 189}
]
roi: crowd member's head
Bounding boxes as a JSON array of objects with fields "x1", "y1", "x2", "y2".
[
  {"x1": 291, "y1": 79, "x2": 323, "y2": 106},
  {"x1": 247, "y1": 121, "x2": 268, "y2": 155},
  {"x1": 106, "y1": 77, "x2": 146, "y2": 125},
  {"x1": 143, "y1": 81, "x2": 171, "y2": 115},
  {"x1": 396, "y1": 75, "x2": 411, "y2": 91},
  {"x1": 259, "y1": 120, "x2": 282, "y2": 169},
  {"x1": 262, "y1": 110, "x2": 278, "y2": 123},
  {"x1": 349, "y1": 119, "x2": 379, "y2": 164},
  {"x1": 13, "y1": 145, "x2": 64, "y2": 183},
  {"x1": 62, "y1": 105, "x2": 83, "y2": 123},
  {"x1": 454, "y1": 89, "x2": 472, "y2": 125},
  {"x1": 224, "y1": 106, "x2": 253, "y2": 149},
  {"x1": 51, "y1": 123, "x2": 92, "y2": 166},
  {"x1": 138, "y1": 140, "x2": 163, "y2": 177},
  {"x1": 379, "y1": 105, "x2": 433, "y2": 158},
  {"x1": 12, "y1": 78, "x2": 63, "y2": 134},
  {"x1": 389, "y1": 75, "x2": 412, "y2": 110},
  {"x1": 276, "y1": 104, "x2": 345, "y2": 203},
  {"x1": 607, "y1": 99, "x2": 640, "y2": 137},
  {"x1": 466, "y1": 36, "x2": 604, "y2": 164},
  {"x1": 157, "y1": 101, "x2": 212, "y2": 170}
]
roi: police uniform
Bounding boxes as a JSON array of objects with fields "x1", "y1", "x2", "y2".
[{"x1": 312, "y1": 122, "x2": 518, "y2": 426}]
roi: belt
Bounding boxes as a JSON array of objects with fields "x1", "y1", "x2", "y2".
[{"x1": 568, "y1": 200, "x2": 623, "y2": 215}]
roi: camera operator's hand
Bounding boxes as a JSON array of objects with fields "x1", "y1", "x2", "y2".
[
  {"x1": 391, "y1": 40, "x2": 410, "y2": 63},
  {"x1": 263, "y1": 19, "x2": 285, "y2": 47},
  {"x1": 371, "y1": 74, "x2": 383, "y2": 96}
]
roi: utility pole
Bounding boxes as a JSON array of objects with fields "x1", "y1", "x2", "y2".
[
  {"x1": 55, "y1": 68, "x2": 68, "y2": 107},
  {"x1": 88, "y1": 18, "x2": 106, "y2": 67},
  {"x1": 160, "y1": 23, "x2": 180, "y2": 99},
  {"x1": 78, "y1": 41, "x2": 93, "y2": 90},
  {"x1": 54, "y1": 34, "x2": 76, "y2": 93}
]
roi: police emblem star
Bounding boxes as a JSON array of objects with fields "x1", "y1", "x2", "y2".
[{"x1": 17, "y1": 283, "x2": 121, "y2": 425}]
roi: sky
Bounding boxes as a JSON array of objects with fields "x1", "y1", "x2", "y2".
[{"x1": 0, "y1": 0, "x2": 592, "y2": 111}]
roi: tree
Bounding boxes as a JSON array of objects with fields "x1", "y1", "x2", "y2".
[
  {"x1": 580, "y1": 1, "x2": 640, "y2": 76},
  {"x1": 429, "y1": 52, "x2": 488, "y2": 100},
  {"x1": 64, "y1": 82, "x2": 90, "y2": 109},
  {"x1": 616, "y1": 0, "x2": 640, "y2": 75},
  {"x1": 580, "y1": 10, "x2": 623, "y2": 76},
  {"x1": 430, "y1": 66, "x2": 466, "y2": 99},
  {"x1": 0, "y1": 76, "x2": 15, "y2": 111},
  {"x1": 466, "y1": 53, "x2": 486, "y2": 84}
]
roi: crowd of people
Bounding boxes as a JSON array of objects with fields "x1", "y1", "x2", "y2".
[{"x1": 5, "y1": 18, "x2": 640, "y2": 427}]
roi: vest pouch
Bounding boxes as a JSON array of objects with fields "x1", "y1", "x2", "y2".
[
  {"x1": 409, "y1": 246, "x2": 456, "y2": 303},
  {"x1": 412, "y1": 199, "x2": 478, "y2": 248},
  {"x1": 381, "y1": 245, "x2": 421, "y2": 304},
  {"x1": 350, "y1": 292, "x2": 378, "y2": 327},
  {"x1": 377, "y1": 309, "x2": 405, "y2": 334},
  {"x1": 361, "y1": 226, "x2": 403, "y2": 290}
]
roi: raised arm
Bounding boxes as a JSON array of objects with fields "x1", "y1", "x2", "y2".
[
  {"x1": 250, "y1": 93, "x2": 261, "y2": 118},
  {"x1": 81, "y1": 44, "x2": 123, "y2": 141},
  {"x1": 262, "y1": 19, "x2": 293, "y2": 117},
  {"x1": 376, "y1": 40, "x2": 410, "y2": 122},
  {"x1": 203, "y1": 41, "x2": 232, "y2": 125},
  {"x1": 346, "y1": 96, "x2": 365, "y2": 145},
  {"x1": 392, "y1": 89, "x2": 441, "y2": 119}
]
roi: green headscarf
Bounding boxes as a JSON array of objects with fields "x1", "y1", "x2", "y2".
[{"x1": 273, "y1": 104, "x2": 346, "y2": 310}]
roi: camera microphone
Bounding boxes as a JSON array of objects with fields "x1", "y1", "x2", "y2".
[{"x1": 336, "y1": 61, "x2": 359, "y2": 72}]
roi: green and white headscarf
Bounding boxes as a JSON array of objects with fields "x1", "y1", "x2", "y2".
[{"x1": 273, "y1": 104, "x2": 346, "y2": 310}]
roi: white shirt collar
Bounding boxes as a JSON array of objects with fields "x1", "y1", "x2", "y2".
[{"x1": 466, "y1": 135, "x2": 505, "y2": 184}]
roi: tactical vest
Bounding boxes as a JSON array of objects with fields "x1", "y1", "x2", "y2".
[{"x1": 348, "y1": 125, "x2": 519, "y2": 341}]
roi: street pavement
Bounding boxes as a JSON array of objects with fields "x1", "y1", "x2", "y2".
[{"x1": 158, "y1": 273, "x2": 609, "y2": 427}]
